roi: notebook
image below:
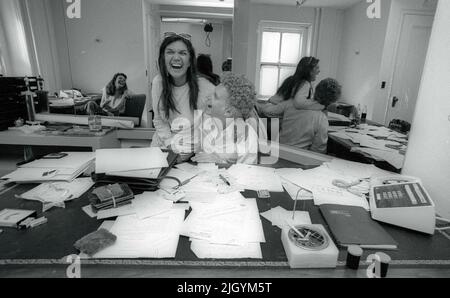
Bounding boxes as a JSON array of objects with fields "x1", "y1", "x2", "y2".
[{"x1": 320, "y1": 204, "x2": 398, "y2": 250}]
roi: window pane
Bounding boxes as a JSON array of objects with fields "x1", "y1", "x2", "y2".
[
  {"x1": 260, "y1": 66, "x2": 279, "y2": 96},
  {"x1": 279, "y1": 67, "x2": 296, "y2": 88},
  {"x1": 280, "y1": 33, "x2": 302, "y2": 64},
  {"x1": 261, "y1": 32, "x2": 280, "y2": 63}
]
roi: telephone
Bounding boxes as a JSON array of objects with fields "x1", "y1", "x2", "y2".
[{"x1": 369, "y1": 176, "x2": 435, "y2": 234}]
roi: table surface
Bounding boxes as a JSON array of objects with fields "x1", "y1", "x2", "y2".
[
  {"x1": 327, "y1": 125, "x2": 406, "y2": 173},
  {"x1": 0, "y1": 128, "x2": 120, "y2": 150},
  {"x1": 0, "y1": 159, "x2": 449, "y2": 278}
]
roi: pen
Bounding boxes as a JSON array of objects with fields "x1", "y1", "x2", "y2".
[
  {"x1": 219, "y1": 174, "x2": 231, "y2": 186},
  {"x1": 285, "y1": 221, "x2": 306, "y2": 239},
  {"x1": 175, "y1": 174, "x2": 198, "y2": 189}
]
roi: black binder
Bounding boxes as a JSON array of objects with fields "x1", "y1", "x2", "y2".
[
  {"x1": 91, "y1": 150, "x2": 180, "y2": 192},
  {"x1": 320, "y1": 204, "x2": 398, "y2": 250}
]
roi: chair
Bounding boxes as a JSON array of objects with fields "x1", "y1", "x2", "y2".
[{"x1": 124, "y1": 94, "x2": 146, "y2": 127}]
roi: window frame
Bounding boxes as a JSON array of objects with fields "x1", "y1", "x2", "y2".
[{"x1": 255, "y1": 21, "x2": 313, "y2": 99}]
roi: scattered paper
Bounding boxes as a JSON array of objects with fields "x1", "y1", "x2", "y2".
[
  {"x1": 93, "y1": 209, "x2": 185, "y2": 259},
  {"x1": 95, "y1": 148, "x2": 168, "y2": 173},
  {"x1": 227, "y1": 164, "x2": 284, "y2": 192},
  {"x1": 132, "y1": 192, "x2": 173, "y2": 220}
]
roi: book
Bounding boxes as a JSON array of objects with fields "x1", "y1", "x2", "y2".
[
  {"x1": 320, "y1": 204, "x2": 398, "y2": 250},
  {"x1": 0, "y1": 209, "x2": 37, "y2": 228}
]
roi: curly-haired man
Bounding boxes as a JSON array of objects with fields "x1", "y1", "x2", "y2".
[{"x1": 193, "y1": 73, "x2": 265, "y2": 164}]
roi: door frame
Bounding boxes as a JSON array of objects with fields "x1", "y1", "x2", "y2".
[{"x1": 383, "y1": 9, "x2": 435, "y2": 126}]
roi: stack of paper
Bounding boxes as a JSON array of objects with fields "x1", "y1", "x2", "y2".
[
  {"x1": 92, "y1": 209, "x2": 185, "y2": 259},
  {"x1": 181, "y1": 193, "x2": 265, "y2": 259},
  {"x1": 96, "y1": 147, "x2": 168, "y2": 178},
  {"x1": 260, "y1": 206, "x2": 311, "y2": 230},
  {"x1": 2, "y1": 152, "x2": 95, "y2": 183},
  {"x1": 227, "y1": 164, "x2": 284, "y2": 192}
]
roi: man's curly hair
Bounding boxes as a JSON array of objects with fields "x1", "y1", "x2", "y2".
[
  {"x1": 221, "y1": 73, "x2": 256, "y2": 119},
  {"x1": 314, "y1": 78, "x2": 342, "y2": 107}
]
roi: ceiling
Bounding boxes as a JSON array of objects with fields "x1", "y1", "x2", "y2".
[
  {"x1": 146, "y1": 0, "x2": 363, "y2": 9},
  {"x1": 250, "y1": 0, "x2": 363, "y2": 8}
]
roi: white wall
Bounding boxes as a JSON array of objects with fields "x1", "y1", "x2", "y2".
[
  {"x1": 160, "y1": 22, "x2": 225, "y2": 75},
  {"x1": 336, "y1": 0, "x2": 391, "y2": 120},
  {"x1": 233, "y1": 1, "x2": 343, "y2": 86},
  {"x1": 50, "y1": 0, "x2": 146, "y2": 95},
  {"x1": 222, "y1": 20, "x2": 233, "y2": 63},
  {"x1": 0, "y1": 0, "x2": 33, "y2": 76},
  {"x1": 403, "y1": 0, "x2": 450, "y2": 219},
  {"x1": 373, "y1": 0, "x2": 437, "y2": 124}
]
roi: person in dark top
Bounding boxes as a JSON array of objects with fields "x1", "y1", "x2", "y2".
[{"x1": 196, "y1": 54, "x2": 220, "y2": 86}]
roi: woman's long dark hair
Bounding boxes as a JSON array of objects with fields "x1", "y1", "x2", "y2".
[
  {"x1": 197, "y1": 54, "x2": 220, "y2": 86},
  {"x1": 158, "y1": 35, "x2": 199, "y2": 118},
  {"x1": 106, "y1": 73, "x2": 128, "y2": 96},
  {"x1": 276, "y1": 56, "x2": 319, "y2": 101}
]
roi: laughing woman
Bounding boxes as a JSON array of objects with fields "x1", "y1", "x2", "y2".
[{"x1": 151, "y1": 33, "x2": 215, "y2": 155}]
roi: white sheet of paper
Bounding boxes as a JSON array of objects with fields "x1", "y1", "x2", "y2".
[
  {"x1": 190, "y1": 240, "x2": 262, "y2": 259},
  {"x1": 284, "y1": 166, "x2": 370, "y2": 210},
  {"x1": 351, "y1": 147, "x2": 405, "y2": 169},
  {"x1": 227, "y1": 164, "x2": 284, "y2": 192},
  {"x1": 96, "y1": 204, "x2": 136, "y2": 220},
  {"x1": 175, "y1": 163, "x2": 205, "y2": 175},
  {"x1": 20, "y1": 177, "x2": 94, "y2": 203},
  {"x1": 182, "y1": 197, "x2": 265, "y2": 246},
  {"x1": 106, "y1": 168, "x2": 162, "y2": 179},
  {"x1": 82, "y1": 205, "x2": 97, "y2": 218},
  {"x1": 132, "y1": 192, "x2": 173, "y2": 220},
  {"x1": 20, "y1": 152, "x2": 95, "y2": 169},
  {"x1": 159, "y1": 168, "x2": 198, "y2": 189},
  {"x1": 95, "y1": 148, "x2": 168, "y2": 173},
  {"x1": 93, "y1": 209, "x2": 185, "y2": 259}
]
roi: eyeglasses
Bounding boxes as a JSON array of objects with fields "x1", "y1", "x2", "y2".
[{"x1": 163, "y1": 32, "x2": 192, "y2": 41}]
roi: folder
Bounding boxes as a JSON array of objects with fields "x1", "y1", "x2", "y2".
[{"x1": 320, "y1": 204, "x2": 398, "y2": 250}]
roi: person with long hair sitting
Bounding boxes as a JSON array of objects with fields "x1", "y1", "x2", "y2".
[
  {"x1": 86, "y1": 73, "x2": 132, "y2": 116},
  {"x1": 258, "y1": 78, "x2": 342, "y2": 154},
  {"x1": 269, "y1": 56, "x2": 324, "y2": 111},
  {"x1": 196, "y1": 54, "x2": 220, "y2": 86},
  {"x1": 151, "y1": 33, "x2": 215, "y2": 156}
]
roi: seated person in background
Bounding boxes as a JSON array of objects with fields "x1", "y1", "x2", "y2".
[
  {"x1": 257, "y1": 78, "x2": 342, "y2": 154},
  {"x1": 197, "y1": 54, "x2": 221, "y2": 86},
  {"x1": 85, "y1": 73, "x2": 132, "y2": 116},
  {"x1": 220, "y1": 59, "x2": 232, "y2": 78},
  {"x1": 268, "y1": 56, "x2": 323, "y2": 111},
  {"x1": 192, "y1": 73, "x2": 264, "y2": 164}
]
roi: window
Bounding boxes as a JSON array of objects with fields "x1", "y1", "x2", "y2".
[{"x1": 256, "y1": 22, "x2": 312, "y2": 98}]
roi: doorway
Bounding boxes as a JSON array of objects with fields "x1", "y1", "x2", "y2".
[{"x1": 385, "y1": 13, "x2": 434, "y2": 126}]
